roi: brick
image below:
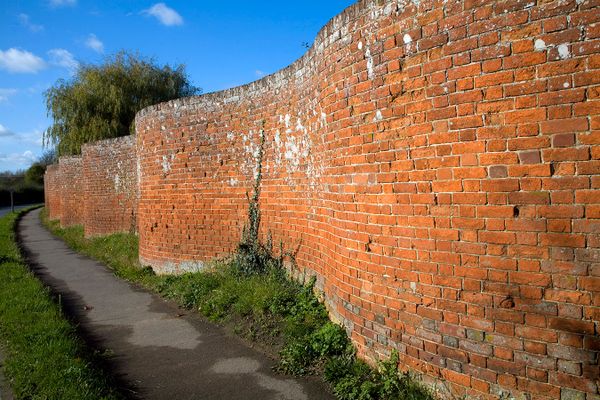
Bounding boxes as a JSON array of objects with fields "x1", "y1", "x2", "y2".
[
  {"x1": 539, "y1": 89, "x2": 586, "y2": 106},
  {"x1": 518, "y1": 150, "x2": 541, "y2": 164},
  {"x1": 552, "y1": 134, "x2": 576, "y2": 148},
  {"x1": 488, "y1": 165, "x2": 508, "y2": 178},
  {"x1": 560, "y1": 388, "x2": 586, "y2": 400},
  {"x1": 541, "y1": 119, "x2": 589, "y2": 135},
  {"x1": 548, "y1": 318, "x2": 595, "y2": 335},
  {"x1": 509, "y1": 191, "x2": 550, "y2": 205}
]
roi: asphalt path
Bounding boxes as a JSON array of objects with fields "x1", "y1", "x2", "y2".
[{"x1": 18, "y1": 208, "x2": 332, "y2": 400}]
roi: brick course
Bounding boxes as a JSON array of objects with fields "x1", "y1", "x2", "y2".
[{"x1": 46, "y1": 0, "x2": 600, "y2": 398}]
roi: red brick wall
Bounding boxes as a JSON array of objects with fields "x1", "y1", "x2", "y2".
[
  {"x1": 43, "y1": 0, "x2": 600, "y2": 398},
  {"x1": 135, "y1": 0, "x2": 600, "y2": 398},
  {"x1": 82, "y1": 136, "x2": 138, "y2": 237},
  {"x1": 57, "y1": 156, "x2": 84, "y2": 227},
  {"x1": 44, "y1": 164, "x2": 61, "y2": 221}
]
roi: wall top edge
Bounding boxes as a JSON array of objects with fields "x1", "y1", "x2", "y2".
[
  {"x1": 135, "y1": 0, "x2": 421, "y2": 120},
  {"x1": 58, "y1": 155, "x2": 83, "y2": 165},
  {"x1": 81, "y1": 134, "x2": 136, "y2": 151}
]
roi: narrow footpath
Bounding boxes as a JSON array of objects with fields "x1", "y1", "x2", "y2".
[{"x1": 18, "y1": 208, "x2": 332, "y2": 400}]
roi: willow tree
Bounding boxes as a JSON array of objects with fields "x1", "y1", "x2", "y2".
[{"x1": 44, "y1": 51, "x2": 200, "y2": 155}]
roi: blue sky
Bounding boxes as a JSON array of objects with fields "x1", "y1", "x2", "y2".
[{"x1": 0, "y1": 0, "x2": 356, "y2": 172}]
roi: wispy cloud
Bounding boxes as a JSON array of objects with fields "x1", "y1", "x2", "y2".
[
  {"x1": 49, "y1": 0, "x2": 76, "y2": 7},
  {"x1": 85, "y1": 34, "x2": 104, "y2": 53},
  {"x1": 0, "y1": 89, "x2": 18, "y2": 103},
  {"x1": 0, "y1": 150, "x2": 37, "y2": 167},
  {"x1": 0, "y1": 124, "x2": 43, "y2": 146},
  {"x1": 255, "y1": 70, "x2": 265, "y2": 77},
  {"x1": 18, "y1": 14, "x2": 44, "y2": 33},
  {"x1": 19, "y1": 130, "x2": 44, "y2": 146},
  {"x1": 0, "y1": 48, "x2": 46, "y2": 74},
  {"x1": 48, "y1": 49, "x2": 78, "y2": 72},
  {"x1": 0, "y1": 124, "x2": 15, "y2": 137},
  {"x1": 143, "y1": 3, "x2": 183, "y2": 26}
]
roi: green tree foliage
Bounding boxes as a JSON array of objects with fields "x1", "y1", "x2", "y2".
[
  {"x1": 24, "y1": 164, "x2": 45, "y2": 187},
  {"x1": 24, "y1": 150, "x2": 57, "y2": 187},
  {"x1": 37, "y1": 149, "x2": 57, "y2": 167},
  {"x1": 44, "y1": 51, "x2": 200, "y2": 155}
]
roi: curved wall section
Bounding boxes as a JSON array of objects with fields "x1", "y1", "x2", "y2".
[
  {"x1": 58, "y1": 156, "x2": 84, "y2": 227},
  {"x1": 82, "y1": 136, "x2": 138, "y2": 237},
  {"x1": 44, "y1": 164, "x2": 61, "y2": 220},
  {"x1": 122, "y1": 0, "x2": 600, "y2": 398}
]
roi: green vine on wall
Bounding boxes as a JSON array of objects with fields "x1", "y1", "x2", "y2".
[{"x1": 235, "y1": 120, "x2": 282, "y2": 275}]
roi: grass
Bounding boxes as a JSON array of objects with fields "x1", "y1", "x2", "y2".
[
  {"x1": 41, "y1": 208, "x2": 432, "y2": 400},
  {"x1": 0, "y1": 208, "x2": 123, "y2": 400}
]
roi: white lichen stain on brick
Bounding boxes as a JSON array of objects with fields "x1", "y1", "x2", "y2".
[
  {"x1": 373, "y1": 110, "x2": 383, "y2": 122},
  {"x1": 223, "y1": 95, "x2": 240, "y2": 104},
  {"x1": 410, "y1": 282, "x2": 417, "y2": 293},
  {"x1": 239, "y1": 129, "x2": 263, "y2": 181},
  {"x1": 284, "y1": 136, "x2": 301, "y2": 167},
  {"x1": 403, "y1": 33, "x2": 412, "y2": 44},
  {"x1": 295, "y1": 118, "x2": 305, "y2": 133},
  {"x1": 358, "y1": 41, "x2": 363, "y2": 50},
  {"x1": 272, "y1": 113, "x2": 324, "y2": 191},
  {"x1": 534, "y1": 39, "x2": 547, "y2": 51},
  {"x1": 274, "y1": 129, "x2": 281, "y2": 146},
  {"x1": 563, "y1": 81, "x2": 570, "y2": 88},
  {"x1": 137, "y1": 157, "x2": 142, "y2": 180},
  {"x1": 229, "y1": 177, "x2": 238, "y2": 187},
  {"x1": 558, "y1": 43, "x2": 571, "y2": 59},
  {"x1": 114, "y1": 173, "x2": 121, "y2": 191},
  {"x1": 162, "y1": 154, "x2": 173, "y2": 173},
  {"x1": 365, "y1": 46, "x2": 374, "y2": 79}
]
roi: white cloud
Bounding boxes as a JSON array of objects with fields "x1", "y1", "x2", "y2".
[
  {"x1": 144, "y1": 3, "x2": 183, "y2": 26},
  {"x1": 49, "y1": 0, "x2": 76, "y2": 7},
  {"x1": 0, "y1": 124, "x2": 42, "y2": 146},
  {"x1": 18, "y1": 14, "x2": 44, "y2": 33},
  {"x1": 0, "y1": 150, "x2": 37, "y2": 167},
  {"x1": 0, "y1": 89, "x2": 18, "y2": 103},
  {"x1": 0, "y1": 48, "x2": 46, "y2": 74},
  {"x1": 20, "y1": 130, "x2": 44, "y2": 146},
  {"x1": 48, "y1": 49, "x2": 78, "y2": 72},
  {"x1": 85, "y1": 34, "x2": 104, "y2": 53},
  {"x1": 0, "y1": 124, "x2": 15, "y2": 137},
  {"x1": 255, "y1": 70, "x2": 265, "y2": 77}
]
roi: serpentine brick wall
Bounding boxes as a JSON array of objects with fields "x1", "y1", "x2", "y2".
[
  {"x1": 82, "y1": 136, "x2": 138, "y2": 237},
  {"x1": 48, "y1": 0, "x2": 600, "y2": 398}
]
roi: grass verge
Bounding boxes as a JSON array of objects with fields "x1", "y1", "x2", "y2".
[
  {"x1": 0, "y1": 208, "x2": 123, "y2": 399},
  {"x1": 41, "y1": 209, "x2": 432, "y2": 400}
]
